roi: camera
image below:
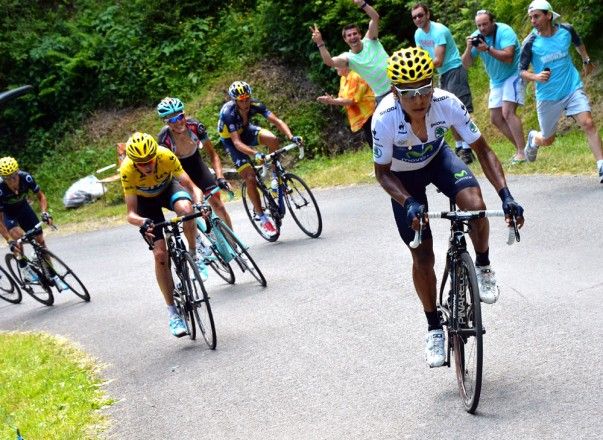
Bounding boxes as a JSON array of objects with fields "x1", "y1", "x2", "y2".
[{"x1": 471, "y1": 34, "x2": 485, "y2": 47}]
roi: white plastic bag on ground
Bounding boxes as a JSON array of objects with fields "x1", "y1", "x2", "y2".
[{"x1": 63, "y1": 175, "x2": 106, "y2": 208}]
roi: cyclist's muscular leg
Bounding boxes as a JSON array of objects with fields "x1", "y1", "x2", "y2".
[
  {"x1": 259, "y1": 130, "x2": 280, "y2": 153},
  {"x1": 241, "y1": 167, "x2": 263, "y2": 214},
  {"x1": 409, "y1": 239, "x2": 438, "y2": 312},
  {"x1": 455, "y1": 186, "x2": 489, "y2": 254},
  {"x1": 152, "y1": 240, "x2": 176, "y2": 305},
  {"x1": 172, "y1": 199, "x2": 196, "y2": 253},
  {"x1": 209, "y1": 196, "x2": 233, "y2": 229}
]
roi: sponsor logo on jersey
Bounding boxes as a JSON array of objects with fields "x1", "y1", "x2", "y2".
[
  {"x1": 469, "y1": 121, "x2": 479, "y2": 133},
  {"x1": 379, "y1": 106, "x2": 397, "y2": 115},
  {"x1": 372, "y1": 128, "x2": 380, "y2": 141},
  {"x1": 433, "y1": 96, "x2": 448, "y2": 102},
  {"x1": 454, "y1": 170, "x2": 468, "y2": 179},
  {"x1": 435, "y1": 127, "x2": 447, "y2": 138},
  {"x1": 397, "y1": 123, "x2": 407, "y2": 135},
  {"x1": 373, "y1": 146, "x2": 383, "y2": 159},
  {"x1": 430, "y1": 120, "x2": 445, "y2": 127}
]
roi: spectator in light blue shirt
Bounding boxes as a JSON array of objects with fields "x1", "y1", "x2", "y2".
[
  {"x1": 519, "y1": 0, "x2": 602, "y2": 183},
  {"x1": 461, "y1": 10, "x2": 526, "y2": 163},
  {"x1": 412, "y1": 2, "x2": 475, "y2": 164}
]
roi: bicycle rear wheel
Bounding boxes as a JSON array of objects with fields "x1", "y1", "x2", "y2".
[
  {"x1": 452, "y1": 251, "x2": 483, "y2": 413},
  {"x1": 5, "y1": 254, "x2": 54, "y2": 306},
  {"x1": 0, "y1": 264, "x2": 22, "y2": 304},
  {"x1": 183, "y1": 253, "x2": 216, "y2": 349},
  {"x1": 196, "y1": 223, "x2": 235, "y2": 284},
  {"x1": 215, "y1": 222, "x2": 267, "y2": 287},
  {"x1": 241, "y1": 181, "x2": 281, "y2": 242},
  {"x1": 283, "y1": 173, "x2": 322, "y2": 238},
  {"x1": 39, "y1": 249, "x2": 90, "y2": 302}
]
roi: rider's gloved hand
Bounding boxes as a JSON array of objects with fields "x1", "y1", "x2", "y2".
[
  {"x1": 498, "y1": 187, "x2": 524, "y2": 218},
  {"x1": 8, "y1": 240, "x2": 18, "y2": 253},
  {"x1": 217, "y1": 177, "x2": 231, "y2": 191},
  {"x1": 291, "y1": 135, "x2": 303, "y2": 145},
  {"x1": 254, "y1": 152, "x2": 266, "y2": 165},
  {"x1": 404, "y1": 197, "x2": 425, "y2": 228},
  {"x1": 139, "y1": 218, "x2": 154, "y2": 236},
  {"x1": 41, "y1": 211, "x2": 52, "y2": 224}
]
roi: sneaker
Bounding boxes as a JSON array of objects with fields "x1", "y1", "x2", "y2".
[
  {"x1": 525, "y1": 130, "x2": 539, "y2": 162},
  {"x1": 476, "y1": 265, "x2": 500, "y2": 304},
  {"x1": 260, "y1": 218, "x2": 277, "y2": 236},
  {"x1": 193, "y1": 255, "x2": 209, "y2": 282},
  {"x1": 425, "y1": 329, "x2": 446, "y2": 367},
  {"x1": 456, "y1": 147, "x2": 474, "y2": 165},
  {"x1": 21, "y1": 265, "x2": 39, "y2": 283},
  {"x1": 52, "y1": 275, "x2": 69, "y2": 292},
  {"x1": 169, "y1": 315, "x2": 187, "y2": 338}
]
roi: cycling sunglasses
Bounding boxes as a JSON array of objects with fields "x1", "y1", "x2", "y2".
[
  {"x1": 165, "y1": 113, "x2": 185, "y2": 124},
  {"x1": 394, "y1": 82, "x2": 433, "y2": 98}
]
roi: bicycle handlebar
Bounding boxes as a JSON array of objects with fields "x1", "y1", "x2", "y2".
[
  {"x1": 264, "y1": 142, "x2": 304, "y2": 162},
  {"x1": 15, "y1": 221, "x2": 57, "y2": 244},
  {"x1": 409, "y1": 209, "x2": 520, "y2": 249}
]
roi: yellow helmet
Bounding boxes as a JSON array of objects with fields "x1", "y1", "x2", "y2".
[
  {"x1": 0, "y1": 156, "x2": 19, "y2": 176},
  {"x1": 387, "y1": 47, "x2": 435, "y2": 85},
  {"x1": 126, "y1": 132, "x2": 158, "y2": 163}
]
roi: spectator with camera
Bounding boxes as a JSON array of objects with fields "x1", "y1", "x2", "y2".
[
  {"x1": 412, "y1": 3, "x2": 475, "y2": 165},
  {"x1": 462, "y1": 10, "x2": 526, "y2": 163}
]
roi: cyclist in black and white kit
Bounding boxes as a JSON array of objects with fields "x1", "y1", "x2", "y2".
[{"x1": 372, "y1": 47, "x2": 524, "y2": 368}]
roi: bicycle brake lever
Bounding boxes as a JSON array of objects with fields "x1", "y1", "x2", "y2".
[{"x1": 409, "y1": 217, "x2": 423, "y2": 249}]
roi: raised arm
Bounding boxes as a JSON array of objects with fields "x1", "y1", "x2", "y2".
[
  {"x1": 310, "y1": 23, "x2": 348, "y2": 68},
  {"x1": 353, "y1": 0, "x2": 380, "y2": 40}
]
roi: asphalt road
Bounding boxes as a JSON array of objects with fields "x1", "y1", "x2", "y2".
[{"x1": 1, "y1": 176, "x2": 601, "y2": 439}]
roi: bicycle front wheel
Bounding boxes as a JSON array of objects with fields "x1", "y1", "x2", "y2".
[
  {"x1": 39, "y1": 249, "x2": 90, "y2": 302},
  {"x1": 183, "y1": 253, "x2": 216, "y2": 349},
  {"x1": 0, "y1": 264, "x2": 22, "y2": 304},
  {"x1": 283, "y1": 173, "x2": 322, "y2": 238},
  {"x1": 215, "y1": 222, "x2": 267, "y2": 287},
  {"x1": 452, "y1": 251, "x2": 483, "y2": 413},
  {"x1": 241, "y1": 181, "x2": 281, "y2": 242},
  {"x1": 5, "y1": 253, "x2": 53, "y2": 306}
]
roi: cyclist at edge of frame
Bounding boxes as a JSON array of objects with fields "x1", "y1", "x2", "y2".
[
  {"x1": 120, "y1": 132, "x2": 204, "y2": 338},
  {"x1": 371, "y1": 47, "x2": 525, "y2": 368},
  {"x1": 217, "y1": 80, "x2": 303, "y2": 237},
  {"x1": 0, "y1": 156, "x2": 67, "y2": 289},
  {"x1": 156, "y1": 97, "x2": 233, "y2": 230}
]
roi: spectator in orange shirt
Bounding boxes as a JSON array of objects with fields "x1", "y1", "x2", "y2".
[{"x1": 317, "y1": 65, "x2": 376, "y2": 148}]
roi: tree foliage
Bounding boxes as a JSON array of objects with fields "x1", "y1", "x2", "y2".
[{"x1": 0, "y1": 0, "x2": 601, "y2": 165}]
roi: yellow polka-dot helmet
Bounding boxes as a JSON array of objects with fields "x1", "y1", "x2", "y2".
[
  {"x1": 0, "y1": 156, "x2": 19, "y2": 176},
  {"x1": 126, "y1": 132, "x2": 158, "y2": 163},
  {"x1": 387, "y1": 47, "x2": 435, "y2": 85}
]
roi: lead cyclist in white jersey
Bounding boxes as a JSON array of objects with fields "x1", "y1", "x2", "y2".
[{"x1": 372, "y1": 47, "x2": 525, "y2": 368}]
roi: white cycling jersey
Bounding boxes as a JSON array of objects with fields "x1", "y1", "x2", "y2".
[{"x1": 371, "y1": 88, "x2": 481, "y2": 172}]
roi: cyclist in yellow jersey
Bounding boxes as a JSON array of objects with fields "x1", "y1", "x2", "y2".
[{"x1": 120, "y1": 132, "x2": 203, "y2": 338}]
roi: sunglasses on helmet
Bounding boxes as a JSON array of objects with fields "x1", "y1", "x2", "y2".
[
  {"x1": 165, "y1": 113, "x2": 185, "y2": 124},
  {"x1": 394, "y1": 82, "x2": 433, "y2": 98}
]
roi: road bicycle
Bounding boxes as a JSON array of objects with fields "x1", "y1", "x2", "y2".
[
  {"x1": 241, "y1": 142, "x2": 322, "y2": 242},
  {"x1": 0, "y1": 263, "x2": 21, "y2": 304},
  {"x1": 5, "y1": 223, "x2": 90, "y2": 306},
  {"x1": 147, "y1": 209, "x2": 217, "y2": 349},
  {"x1": 411, "y1": 200, "x2": 520, "y2": 413},
  {"x1": 196, "y1": 186, "x2": 267, "y2": 287}
]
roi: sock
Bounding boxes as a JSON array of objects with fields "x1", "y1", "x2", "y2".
[
  {"x1": 462, "y1": 142, "x2": 472, "y2": 150},
  {"x1": 455, "y1": 141, "x2": 464, "y2": 150},
  {"x1": 426, "y1": 310, "x2": 442, "y2": 331},
  {"x1": 475, "y1": 249, "x2": 490, "y2": 267},
  {"x1": 167, "y1": 305, "x2": 178, "y2": 317}
]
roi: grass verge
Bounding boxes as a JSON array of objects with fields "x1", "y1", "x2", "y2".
[{"x1": 0, "y1": 331, "x2": 113, "y2": 439}]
